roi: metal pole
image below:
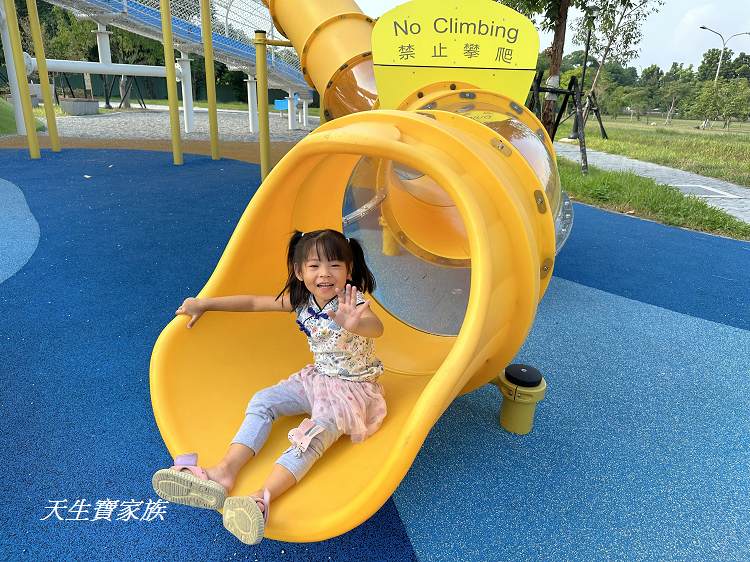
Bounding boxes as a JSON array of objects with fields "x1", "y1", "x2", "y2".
[
  {"x1": 287, "y1": 90, "x2": 298, "y2": 130},
  {"x1": 570, "y1": 19, "x2": 593, "y2": 138},
  {"x1": 26, "y1": 0, "x2": 60, "y2": 152},
  {"x1": 159, "y1": 0, "x2": 183, "y2": 165},
  {"x1": 573, "y1": 82, "x2": 588, "y2": 175},
  {"x1": 199, "y1": 0, "x2": 219, "y2": 159},
  {"x1": 714, "y1": 41, "x2": 725, "y2": 85},
  {"x1": 1, "y1": 0, "x2": 39, "y2": 157},
  {"x1": 94, "y1": 23, "x2": 112, "y2": 64},
  {"x1": 698, "y1": 26, "x2": 750, "y2": 128},
  {"x1": 94, "y1": 23, "x2": 112, "y2": 109},
  {"x1": 27, "y1": 57, "x2": 183, "y2": 78},
  {"x1": 0, "y1": 4, "x2": 26, "y2": 134},
  {"x1": 699, "y1": 27, "x2": 750, "y2": 84},
  {"x1": 246, "y1": 76, "x2": 258, "y2": 134},
  {"x1": 580, "y1": 24, "x2": 592, "y2": 92},
  {"x1": 102, "y1": 75, "x2": 111, "y2": 109},
  {"x1": 178, "y1": 52, "x2": 194, "y2": 133},
  {"x1": 254, "y1": 30, "x2": 271, "y2": 180}
]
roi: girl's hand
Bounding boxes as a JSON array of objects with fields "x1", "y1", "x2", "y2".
[
  {"x1": 327, "y1": 284, "x2": 370, "y2": 332},
  {"x1": 176, "y1": 297, "x2": 205, "y2": 328}
]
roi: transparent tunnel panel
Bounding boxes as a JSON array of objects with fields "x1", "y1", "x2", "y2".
[
  {"x1": 485, "y1": 118, "x2": 561, "y2": 218},
  {"x1": 485, "y1": 117, "x2": 573, "y2": 253},
  {"x1": 342, "y1": 157, "x2": 470, "y2": 337},
  {"x1": 421, "y1": 93, "x2": 573, "y2": 253}
]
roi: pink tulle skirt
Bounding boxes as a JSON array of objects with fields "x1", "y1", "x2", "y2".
[{"x1": 286, "y1": 365, "x2": 387, "y2": 443}]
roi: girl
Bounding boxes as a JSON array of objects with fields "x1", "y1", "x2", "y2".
[{"x1": 152, "y1": 229, "x2": 387, "y2": 545}]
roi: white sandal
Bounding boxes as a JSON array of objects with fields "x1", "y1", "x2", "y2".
[
  {"x1": 151, "y1": 453, "x2": 227, "y2": 510},
  {"x1": 223, "y1": 489, "x2": 271, "y2": 545}
]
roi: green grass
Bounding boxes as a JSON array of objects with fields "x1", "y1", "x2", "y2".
[
  {"x1": 33, "y1": 104, "x2": 67, "y2": 119},
  {"x1": 0, "y1": 97, "x2": 46, "y2": 134},
  {"x1": 558, "y1": 159, "x2": 750, "y2": 240},
  {"x1": 0, "y1": 99, "x2": 15, "y2": 134},
  {"x1": 557, "y1": 117, "x2": 750, "y2": 188}
]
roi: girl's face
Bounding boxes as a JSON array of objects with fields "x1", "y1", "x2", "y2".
[{"x1": 296, "y1": 249, "x2": 351, "y2": 305}]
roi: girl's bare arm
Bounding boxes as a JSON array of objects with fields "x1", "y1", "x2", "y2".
[{"x1": 176, "y1": 294, "x2": 293, "y2": 328}]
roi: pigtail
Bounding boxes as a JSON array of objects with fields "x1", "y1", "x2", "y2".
[
  {"x1": 347, "y1": 237, "x2": 376, "y2": 294},
  {"x1": 276, "y1": 230, "x2": 308, "y2": 310}
]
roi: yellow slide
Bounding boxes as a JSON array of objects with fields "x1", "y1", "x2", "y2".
[{"x1": 150, "y1": 0, "x2": 571, "y2": 542}]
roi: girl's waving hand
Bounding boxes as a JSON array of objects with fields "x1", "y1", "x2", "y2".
[{"x1": 327, "y1": 284, "x2": 383, "y2": 338}]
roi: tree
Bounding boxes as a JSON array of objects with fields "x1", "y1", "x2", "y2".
[
  {"x1": 659, "y1": 63, "x2": 695, "y2": 124},
  {"x1": 603, "y1": 60, "x2": 638, "y2": 86},
  {"x1": 622, "y1": 85, "x2": 649, "y2": 120},
  {"x1": 638, "y1": 63, "x2": 662, "y2": 109},
  {"x1": 499, "y1": 0, "x2": 590, "y2": 134},
  {"x1": 714, "y1": 78, "x2": 750, "y2": 128},
  {"x1": 44, "y1": 8, "x2": 97, "y2": 61},
  {"x1": 697, "y1": 48, "x2": 734, "y2": 81},
  {"x1": 690, "y1": 78, "x2": 750, "y2": 128},
  {"x1": 573, "y1": 0, "x2": 665, "y2": 122},
  {"x1": 561, "y1": 49, "x2": 587, "y2": 70},
  {"x1": 599, "y1": 84, "x2": 626, "y2": 117},
  {"x1": 639, "y1": 63, "x2": 662, "y2": 85},
  {"x1": 536, "y1": 49, "x2": 552, "y2": 74},
  {"x1": 10, "y1": 0, "x2": 52, "y2": 56},
  {"x1": 731, "y1": 52, "x2": 750, "y2": 80},
  {"x1": 110, "y1": 29, "x2": 164, "y2": 107}
]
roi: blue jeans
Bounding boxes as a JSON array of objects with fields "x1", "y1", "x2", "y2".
[{"x1": 231, "y1": 377, "x2": 344, "y2": 482}]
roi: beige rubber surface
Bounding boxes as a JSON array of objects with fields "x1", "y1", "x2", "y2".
[{"x1": 0, "y1": 137, "x2": 298, "y2": 166}]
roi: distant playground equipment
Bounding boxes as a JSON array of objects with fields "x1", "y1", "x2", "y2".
[
  {"x1": 148, "y1": 0, "x2": 573, "y2": 542},
  {"x1": 526, "y1": 72, "x2": 608, "y2": 175},
  {"x1": 0, "y1": 0, "x2": 313, "y2": 157},
  {"x1": 273, "y1": 94, "x2": 311, "y2": 129}
]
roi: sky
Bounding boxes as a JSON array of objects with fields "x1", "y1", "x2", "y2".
[{"x1": 355, "y1": 0, "x2": 750, "y2": 72}]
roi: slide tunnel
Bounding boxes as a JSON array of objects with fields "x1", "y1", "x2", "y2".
[{"x1": 150, "y1": 0, "x2": 571, "y2": 542}]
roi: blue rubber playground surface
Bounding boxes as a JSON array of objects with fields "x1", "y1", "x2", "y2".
[{"x1": 2, "y1": 148, "x2": 749, "y2": 561}]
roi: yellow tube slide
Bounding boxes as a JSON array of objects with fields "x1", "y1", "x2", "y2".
[
  {"x1": 151, "y1": 110, "x2": 555, "y2": 541},
  {"x1": 151, "y1": 0, "x2": 563, "y2": 543},
  {"x1": 265, "y1": 0, "x2": 377, "y2": 118}
]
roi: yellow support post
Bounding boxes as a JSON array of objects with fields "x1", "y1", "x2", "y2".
[
  {"x1": 25, "y1": 0, "x2": 59, "y2": 152},
  {"x1": 199, "y1": 0, "x2": 219, "y2": 160},
  {"x1": 158, "y1": 0, "x2": 183, "y2": 165},
  {"x1": 2, "y1": 0, "x2": 40, "y2": 158},
  {"x1": 319, "y1": 95, "x2": 326, "y2": 125},
  {"x1": 254, "y1": 30, "x2": 270, "y2": 180}
]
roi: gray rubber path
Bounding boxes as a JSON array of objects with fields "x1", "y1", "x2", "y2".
[{"x1": 554, "y1": 141, "x2": 750, "y2": 224}]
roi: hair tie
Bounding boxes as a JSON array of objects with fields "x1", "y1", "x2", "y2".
[{"x1": 346, "y1": 237, "x2": 350, "y2": 243}]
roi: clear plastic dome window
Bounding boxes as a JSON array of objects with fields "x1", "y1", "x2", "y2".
[{"x1": 342, "y1": 157, "x2": 470, "y2": 337}]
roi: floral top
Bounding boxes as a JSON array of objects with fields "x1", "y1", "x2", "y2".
[{"x1": 295, "y1": 292, "x2": 384, "y2": 382}]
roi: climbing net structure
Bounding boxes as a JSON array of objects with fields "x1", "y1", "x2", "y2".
[{"x1": 42, "y1": 0, "x2": 307, "y2": 89}]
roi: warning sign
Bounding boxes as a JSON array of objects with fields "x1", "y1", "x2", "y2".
[{"x1": 372, "y1": 0, "x2": 539, "y2": 108}]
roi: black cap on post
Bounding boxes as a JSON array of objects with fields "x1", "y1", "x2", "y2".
[{"x1": 505, "y1": 364, "x2": 543, "y2": 387}]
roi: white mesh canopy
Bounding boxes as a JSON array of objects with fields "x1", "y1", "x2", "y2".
[{"x1": 41, "y1": 0, "x2": 308, "y2": 89}]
